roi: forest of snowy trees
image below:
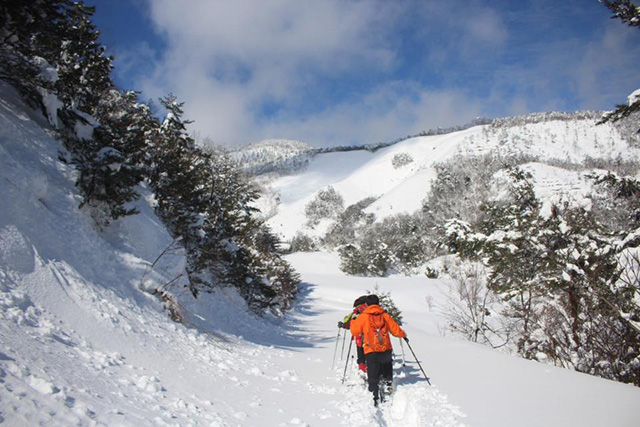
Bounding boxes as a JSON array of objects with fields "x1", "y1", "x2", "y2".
[{"x1": 0, "y1": 1, "x2": 299, "y2": 315}]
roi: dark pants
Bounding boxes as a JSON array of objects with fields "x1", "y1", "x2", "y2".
[
  {"x1": 365, "y1": 350, "x2": 393, "y2": 404},
  {"x1": 356, "y1": 345, "x2": 365, "y2": 364}
]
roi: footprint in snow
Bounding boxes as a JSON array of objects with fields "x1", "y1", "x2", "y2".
[{"x1": 386, "y1": 384, "x2": 467, "y2": 427}]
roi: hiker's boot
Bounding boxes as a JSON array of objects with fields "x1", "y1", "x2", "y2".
[{"x1": 384, "y1": 381, "x2": 393, "y2": 397}]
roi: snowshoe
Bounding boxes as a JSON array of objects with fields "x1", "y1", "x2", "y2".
[{"x1": 378, "y1": 380, "x2": 393, "y2": 404}]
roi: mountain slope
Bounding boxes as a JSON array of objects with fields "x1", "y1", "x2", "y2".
[{"x1": 257, "y1": 114, "x2": 638, "y2": 241}]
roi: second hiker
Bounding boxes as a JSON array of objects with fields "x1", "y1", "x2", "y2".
[{"x1": 338, "y1": 295, "x2": 368, "y2": 373}]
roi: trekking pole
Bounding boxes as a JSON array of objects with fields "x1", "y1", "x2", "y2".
[
  {"x1": 340, "y1": 328, "x2": 347, "y2": 360},
  {"x1": 398, "y1": 337, "x2": 407, "y2": 367},
  {"x1": 404, "y1": 338, "x2": 432, "y2": 386},
  {"x1": 341, "y1": 337, "x2": 354, "y2": 384},
  {"x1": 331, "y1": 328, "x2": 342, "y2": 368}
]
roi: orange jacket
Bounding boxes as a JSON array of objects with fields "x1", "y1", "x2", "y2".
[{"x1": 350, "y1": 305, "x2": 406, "y2": 354}]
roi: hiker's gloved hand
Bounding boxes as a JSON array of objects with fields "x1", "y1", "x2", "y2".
[
  {"x1": 404, "y1": 336, "x2": 409, "y2": 343},
  {"x1": 338, "y1": 321, "x2": 344, "y2": 328}
]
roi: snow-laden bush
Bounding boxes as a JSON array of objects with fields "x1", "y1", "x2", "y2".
[
  {"x1": 391, "y1": 152, "x2": 414, "y2": 169},
  {"x1": 289, "y1": 232, "x2": 318, "y2": 252},
  {"x1": 304, "y1": 186, "x2": 344, "y2": 227},
  {"x1": 338, "y1": 214, "x2": 430, "y2": 276},
  {"x1": 323, "y1": 197, "x2": 376, "y2": 248}
]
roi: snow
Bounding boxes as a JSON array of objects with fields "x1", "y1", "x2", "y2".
[
  {"x1": 39, "y1": 89, "x2": 64, "y2": 128},
  {"x1": 261, "y1": 115, "x2": 638, "y2": 241},
  {"x1": 2, "y1": 81, "x2": 640, "y2": 426},
  {"x1": 628, "y1": 88, "x2": 640, "y2": 106}
]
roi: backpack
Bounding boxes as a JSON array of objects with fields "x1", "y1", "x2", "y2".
[{"x1": 365, "y1": 312, "x2": 392, "y2": 353}]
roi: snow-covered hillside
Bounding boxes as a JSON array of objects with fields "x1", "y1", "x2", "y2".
[
  {"x1": 2, "y1": 83, "x2": 640, "y2": 427},
  {"x1": 256, "y1": 114, "x2": 639, "y2": 241},
  {"x1": 232, "y1": 139, "x2": 315, "y2": 176}
]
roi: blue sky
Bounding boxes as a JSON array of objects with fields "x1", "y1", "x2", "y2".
[{"x1": 88, "y1": 0, "x2": 640, "y2": 148}]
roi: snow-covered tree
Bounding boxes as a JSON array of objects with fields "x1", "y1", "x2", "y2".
[
  {"x1": 52, "y1": 2, "x2": 113, "y2": 114},
  {"x1": 0, "y1": 1, "x2": 142, "y2": 226},
  {"x1": 323, "y1": 197, "x2": 376, "y2": 248},
  {"x1": 1, "y1": 1, "x2": 71, "y2": 107},
  {"x1": 338, "y1": 213, "x2": 428, "y2": 276},
  {"x1": 423, "y1": 153, "x2": 537, "y2": 230},
  {"x1": 0, "y1": 1, "x2": 113, "y2": 114},
  {"x1": 1, "y1": 1, "x2": 299, "y2": 316},
  {"x1": 445, "y1": 167, "x2": 640, "y2": 385},
  {"x1": 305, "y1": 186, "x2": 345, "y2": 226},
  {"x1": 289, "y1": 232, "x2": 318, "y2": 252},
  {"x1": 602, "y1": 0, "x2": 640, "y2": 28},
  {"x1": 70, "y1": 90, "x2": 154, "y2": 224},
  {"x1": 145, "y1": 106, "x2": 299, "y2": 312}
]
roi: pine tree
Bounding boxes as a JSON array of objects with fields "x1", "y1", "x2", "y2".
[
  {"x1": 145, "y1": 95, "x2": 211, "y2": 294},
  {"x1": 0, "y1": 0, "x2": 69, "y2": 107},
  {"x1": 0, "y1": 1, "x2": 113, "y2": 114},
  {"x1": 602, "y1": 0, "x2": 640, "y2": 28},
  {"x1": 71, "y1": 90, "x2": 154, "y2": 223},
  {"x1": 305, "y1": 186, "x2": 344, "y2": 226},
  {"x1": 323, "y1": 197, "x2": 376, "y2": 248},
  {"x1": 144, "y1": 101, "x2": 299, "y2": 311},
  {"x1": 0, "y1": 1, "x2": 136, "y2": 225},
  {"x1": 53, "y1": 2, "x2": 113, "y2": 114}
]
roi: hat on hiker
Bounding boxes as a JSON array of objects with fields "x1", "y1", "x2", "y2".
[{"x1": 366, "y1": 294, "x2": 379, "y2": 306}]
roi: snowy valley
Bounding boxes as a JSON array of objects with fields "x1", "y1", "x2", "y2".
[
  {"x1": 2, "y1": 77, "x2": 640, "y2": 427},
  {"x1": 3, "y1": 1, "x2": 640, "y2": 426}
]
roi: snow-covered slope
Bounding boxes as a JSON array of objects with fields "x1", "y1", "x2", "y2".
[
  {"x1": 258, "y1": 114, "x2": 638, "y2": 241},
  {"x1": 2, "y1": 84, "x2": 640, "y2": 427},
  {"x1": 232, "y1": 139, "x2": 315, "y2": 176}
]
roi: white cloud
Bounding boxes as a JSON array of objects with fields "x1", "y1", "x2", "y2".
[
  {"x1": 407, "y1": 1, "x2": 509, "y2": 67},
  {"x1": 134, "y1": 0, "x2": 405, "y2": 146},
  {"x1": 481, "y1": 19, "x2": 640, "y2": 116},
  {"x1": 574, "y1": 24, "x2": 640, "y2": 110},
  {"x1": 124, "y1": 0, "x2": 639, "y2": 148},
  {"x1": 260, "y1": 83, "x2": 483, "y2": 147}
]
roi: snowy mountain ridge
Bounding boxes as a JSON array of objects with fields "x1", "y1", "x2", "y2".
[
  {"x1": 256, "y1": 111, "x2": 639, "y2": 242},
  {"x1": 2, "y1": 80, "x2": 640, "y2": 427},
  {"x1": 238, "y1": 111, "x2": 630, "y2": 177}
]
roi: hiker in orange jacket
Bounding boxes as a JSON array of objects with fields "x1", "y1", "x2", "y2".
[{"x1": 350, "y1": 294, "x2": 406, "y2": 406}]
